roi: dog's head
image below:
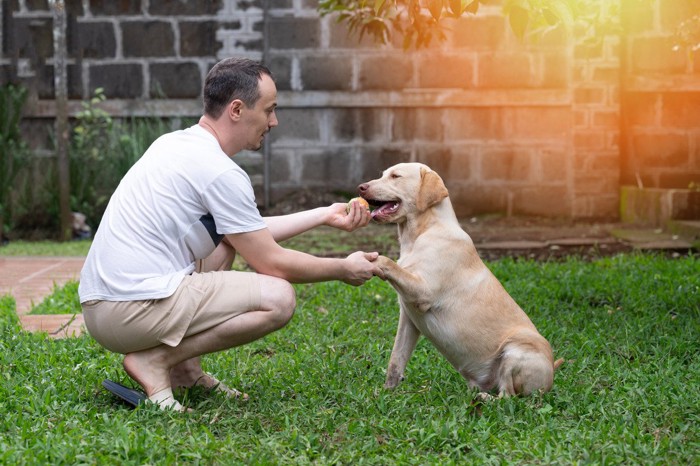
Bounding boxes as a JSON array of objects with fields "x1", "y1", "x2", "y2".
[{"x1": 357, "y1": 163, "x2": 449, "y2": 224}]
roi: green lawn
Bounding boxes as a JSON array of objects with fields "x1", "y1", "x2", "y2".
[{"x1": 1, "y1": 253, "x2": 698, "y2": 464}]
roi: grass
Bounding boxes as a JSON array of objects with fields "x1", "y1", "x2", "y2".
[
  {"x1": 0, "y1": 239, "x2": 92, "y2": 256},
  {"x1": 1, "y1": 249, "x2": 698, "y2": 464}
]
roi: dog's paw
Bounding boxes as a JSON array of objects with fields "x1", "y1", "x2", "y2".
[{"x1": 474, "y1": 392, "x2": 497, "y2": 403}]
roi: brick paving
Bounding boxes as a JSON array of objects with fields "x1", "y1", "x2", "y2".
[{"x1": 0, "y1": 257, "x2": 85, "y2": 338}]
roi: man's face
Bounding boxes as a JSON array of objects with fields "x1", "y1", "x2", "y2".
[{"x1": 241, "y1": 74, "x2": 278, "y2": 151}]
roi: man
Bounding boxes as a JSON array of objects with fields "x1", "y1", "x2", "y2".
[{"x1": 79, "y1": 58, "x2": 379, "y2": 412}]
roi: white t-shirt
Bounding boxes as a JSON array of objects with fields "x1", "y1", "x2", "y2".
[{"x1": 78, "y1": 124, "x2": 267, "y2": 302}]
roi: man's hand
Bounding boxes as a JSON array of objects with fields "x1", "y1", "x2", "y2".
[
  {"x1": 342, "y1": 251, "x2": 379, "y2": 286},
  {"x1": 325, "y1": 202, "x2": 371, "y2": 232}
]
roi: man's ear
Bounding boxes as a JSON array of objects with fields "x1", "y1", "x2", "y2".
[
  {"x1": 228, "y1": 99, "x2": 244, "y2": 121},
  {"x1": 416, "y1": 168, "x2": 448, "y2": 211}
]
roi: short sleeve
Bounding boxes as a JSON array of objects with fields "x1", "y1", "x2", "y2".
[{"x1": 200, "y1": 168, "x2": 267, "y2": 235}]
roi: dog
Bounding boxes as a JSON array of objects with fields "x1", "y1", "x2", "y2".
[{"x1": 359, "y1": 163, "x2": 562, "y2": 397}]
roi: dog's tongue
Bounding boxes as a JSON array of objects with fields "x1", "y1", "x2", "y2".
[{"x1": 371, "y1": 202, "x2": 399, "y2": 218}]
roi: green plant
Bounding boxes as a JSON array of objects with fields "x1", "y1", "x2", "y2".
[
  {"x1": 68, "y1": 88, "x2": 114, "y2": 225},
  {"x1": 318, "y1": 0, "x2": 631, "y2": 48},
  {"x1": 0, "y1": 84, "x2": 30, "y2": 243}
]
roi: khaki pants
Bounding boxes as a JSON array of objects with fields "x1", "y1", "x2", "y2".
[{"x1": 82, "y1": 270, "x2": 261, "y2": 354}]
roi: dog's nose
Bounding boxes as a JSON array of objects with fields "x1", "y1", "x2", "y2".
[{"x1": 358, "y1": 183, "x2": 368, "y2": 193}]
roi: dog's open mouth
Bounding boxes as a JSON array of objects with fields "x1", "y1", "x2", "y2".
[{"x1": 365, "y1": 199, "x2": 400, "y2": 219}]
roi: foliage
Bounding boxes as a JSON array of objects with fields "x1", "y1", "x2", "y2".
[
  {"x1": 318, "y1": 0, "x2": 627, "y2": 48},
  {"x1": 0, "y1": 84, "x2": 30, "y2": 241},
  {"x1": 1, "y1": 253, "x2": 697, "y2": 463},
  {"x1": 0, "y1": 239, "x2": 92, "y2": 256},
  {"x1": 68, "y1": 88, "x2": 114, "y2": 226}
]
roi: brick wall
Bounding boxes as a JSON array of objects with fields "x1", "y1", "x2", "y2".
[
  {"x1": 2, "y1": 0, "x2": 699, "y2": 220},
  {"x1": 622, "y1": 0, "x2": 700, "y2": 191}
]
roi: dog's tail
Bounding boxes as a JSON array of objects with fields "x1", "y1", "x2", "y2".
[{"x1": 553, "y1": 358, "x2": 565, "y2": 370}]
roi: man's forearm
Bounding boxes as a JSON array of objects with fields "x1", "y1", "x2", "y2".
[{"x1": 263, "y1": 207, "x2": 329, "y2": 242}]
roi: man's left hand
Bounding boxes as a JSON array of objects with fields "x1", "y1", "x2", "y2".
[{"x1": 325, "y1": 202, "x2": 371, "y2": 232}]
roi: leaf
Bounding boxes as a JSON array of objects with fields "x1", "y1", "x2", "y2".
[
  {"x1": 508, "y1": 5, "x2": 529, "y2": 40},
  {"x1": 448, "y1": 0, "x2": 463, "y2": 16},
  {"x1": 374, "y1": 0, "x2": 386, "y2": 14},
  {"x1": 426, "y1": 0, "x2": 443, "y2": 22}
]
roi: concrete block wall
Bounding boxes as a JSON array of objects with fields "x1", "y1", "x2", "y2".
[
  {"x1": 3, "y1": 0, "x2": 697, "y2": 220},
  {"x1": 265, "y1": 3, "x2": 576, "y2": 218},
  {"x1": 622, "y1": 0, "x2": 700, "y2": 190}
]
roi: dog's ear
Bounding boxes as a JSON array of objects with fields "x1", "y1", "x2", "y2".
[{"x1": 416, "y1": 168, "x2": 448, "y2": 211}]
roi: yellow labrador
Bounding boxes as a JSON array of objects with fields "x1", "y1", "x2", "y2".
[{"x1": 359, "y1": 163, "x2": 562, "y2": 396}]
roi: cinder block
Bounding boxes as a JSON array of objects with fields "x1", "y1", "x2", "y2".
[
  {"x1": 358, "y1": 55, "x2": 413, "y2": 90},
  {"x1": 443, "y1": 108, "x2": 503, "y2": 141},
  {"x1": 416, "y1": 145, "x2": 475, "y2": 182},
  {"x1": 299, "y1": 55, "x2": 353, "y2": 91},
  {"x1": 392, "y1": 108, "x2": 445, "y2": 142},
  {"x1": 631, "y1": 36, "x2": 686, "y2": 74},
  {"x1": 481, "y1": 148, "x2": 533, "y2": 182},
  {"x1": 620, "y1": 0, "x2": 653, "y2": 34},
  {"x1": 180, "y1": 21, "x2": 228, "y2": 57},
  {"x1": 511, "y1": 186, "x2": 571, "y2": 217},
  {"x1": 620, "y1": 186, "x2": 700, "y2": 225},
  {"x1": 509, "y1": 107, "x2": 570, "y2": 140},
  {"x1": 444, "y1": 15, "x2": 507, "y2": 49},
  {"x1": 89, "y1": 0, "x2": 141, "y2": 15},
  {"x1": 11, "y1": 17, "x2": 53, "y2": 58},
  {"x1": 448, "y1": 185, "x2": 509, "y2": 217},
  {"x1": 269, "y1": 108, "x2": 322, "y2": 143},
  {"x1": 150, "y1": 0, "x2": 222, "y2": 15},
  {"x1": 327, "y1": 18, "x2": 376, "y2": 48},
  {"x1": 574, "y1": 174, "x2": 620, "y2": 195},
  {"x1": 358, "y1": 147, "x2": 412, "y2": 181},
  {"x1": 150, "y1": 62, "x2": 202, "y2": 98},
  {"x1": 660, "y1": 93, "x2": 700, "y2": 128},
  {"x1": 633, "y1": 133, "x2": 690, "y2": 167},
  {"x1": 658, "y1": 172, "x2": 700, "y2": 190},
  {"x1": 330, "y1": 108, "x2": 388, "y2": 143},
  {"x1": 536, "y1": 149, "x2": 568, "y2": 183},
  {"x1": 266, "y1": 54, "x2": 292, "y2": 91},
  {"x1": 623, "y1": 93, "x2": 658, "y2": 126},
  {"x1": 89, "y1": 63, "x2": 143, "y2": 98},
  {"x1": 122, "y1": 21, "x2": 175, "y2": 57},
  {"x1": 574, "y1": 131, "x2": 606, "y2": 150},
  {"x1": 541, "y1": 51, "x2": 570, "y2": 88},
  {"x1": 477, "y1": 52, "x2": 535, "y2": 88},
  {"x1": 592, "y1": 110, "x2": 619, "y2": 127},
  {"x1": 418, "y1": 54, "x2": 474, "y2": 88},
  {"x1": 574, "y1": 86, "x2": 605, "y2": 105},
  {"x1": 267, "y1": 17, "x2": 320, "y2": 49},
  {"x1": 268, "y1": 149, "x2": 293, "y2": 186},
  {"x1": 74, "y1": 21, "x2": 116, "y2": 58},
  {"x1": 299, "y1": 149, "x2": 355, "y2": 188}
]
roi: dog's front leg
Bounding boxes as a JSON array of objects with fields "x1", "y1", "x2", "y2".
[
  {"x1": 375, "y1": 256, "x2": 433, "y2": 311},
  {"x1": 385, "y1": 307, "x2": 420, "y2": 389}
]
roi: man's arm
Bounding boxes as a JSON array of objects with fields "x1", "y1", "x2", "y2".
[
  {"x1": 226, "y1": 228, "x2": 378, "y2": 285},
  {"x1": 263, "y1": 202, "x2": 370, "y2": 243}
]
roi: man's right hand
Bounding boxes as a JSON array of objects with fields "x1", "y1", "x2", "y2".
[{"x1": 342, "y1": 251, "x2": 380, "y2": 286}]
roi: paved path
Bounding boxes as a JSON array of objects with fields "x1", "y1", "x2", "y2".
[{"x1": 0, "y1": 257, "x2": 85, "y2": 338}]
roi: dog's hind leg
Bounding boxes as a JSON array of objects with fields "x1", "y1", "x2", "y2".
[
  {"x1": 496, "y1": 347, "x2": 554, "y2": 396},
  {"x1": 384, "y1": 308, "x2": 421, "y2": 389}
]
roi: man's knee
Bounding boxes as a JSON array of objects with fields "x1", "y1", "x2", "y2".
[{"x1": 262, "y1": 277, "x2": 296, "y2": 328}]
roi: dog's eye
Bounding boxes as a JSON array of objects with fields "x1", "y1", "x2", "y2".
[{"x1": 390, "y1": 173, "x2": 401, "y2": 179}]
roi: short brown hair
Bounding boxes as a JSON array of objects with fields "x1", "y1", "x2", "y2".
[{"x1": 203, "y1": 58, "x2": 273, "y2": 119}]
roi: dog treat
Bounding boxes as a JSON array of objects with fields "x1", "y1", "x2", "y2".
[{"x1": 346, "y1": 197, "x2": 370, "y2": 213}]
